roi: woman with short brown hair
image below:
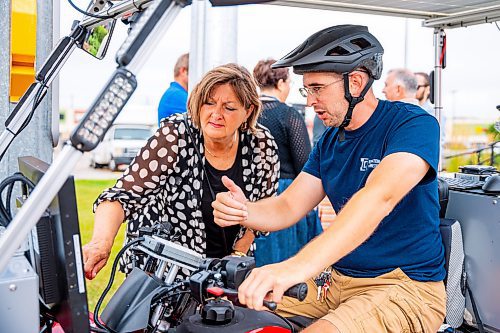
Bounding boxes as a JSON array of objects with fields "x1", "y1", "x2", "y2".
[{"x1": 83, "y1": 63, "x2": 279, "y2": 279}]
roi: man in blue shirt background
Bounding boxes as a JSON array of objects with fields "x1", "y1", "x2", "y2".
[
  {"x1": 158, "y1": 53, "x2": 189, "y2": 125},
  {"x1": 212, "y1": 25, "x2": 445, "y2": 333}
]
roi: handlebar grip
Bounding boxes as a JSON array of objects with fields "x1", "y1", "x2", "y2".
[
  {"x1": 283, "y1": 283, "x2": 308, "y2": 301},
  {"x1": 263, "y1": 283, "x2": 308, "y2": 311},
  {"x1": 263, "y1": 300, "x2": 277, "y2": 311}
]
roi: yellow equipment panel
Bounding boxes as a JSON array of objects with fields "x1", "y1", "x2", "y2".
[{"x1": 10, "y1": 0, "x2": 37, "y2": 102}]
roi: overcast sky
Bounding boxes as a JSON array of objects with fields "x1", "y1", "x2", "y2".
[{"x1": 58, "y1": 2, "x2": 500, "y2": 123}]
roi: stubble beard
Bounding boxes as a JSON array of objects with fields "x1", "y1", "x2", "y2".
[{"x1": 322, "y1": 101, "x2": 348, "y2": 128}]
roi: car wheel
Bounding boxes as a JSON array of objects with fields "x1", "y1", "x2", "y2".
[{"x1": 109, "y1": 159, "x2": 117, "y2": 172}]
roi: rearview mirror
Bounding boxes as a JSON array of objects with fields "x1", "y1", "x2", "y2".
[{"x1": 81, "y1": 20, "x2": 116, "y2": 59}]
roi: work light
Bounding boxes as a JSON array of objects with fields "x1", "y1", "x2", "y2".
[{"x1": 70, "y1": 68, "x2": 137, "y2": 151}]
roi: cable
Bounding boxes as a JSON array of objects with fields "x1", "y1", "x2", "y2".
[
  {"x1": 17, "y1": 82, "x2": 47, "y2": 135},
  {"x1": 0, "y1": 82, "x2": 46, "y2": 163},
  {"x1": 67, "y1": 0, "x2": 114, "y2": 19},
  {"x1": 93, "y1": 237, "x2": 144, "y2": 333},
  {"x1": 151, "y1": 283, "x2": 188, "y2": 304},
  {"x1": 495, "y1": 21, "x2": 500, "y2": 31},
  {"x1": 0, "y1": 173, "x2": 35, "y2": 226}
]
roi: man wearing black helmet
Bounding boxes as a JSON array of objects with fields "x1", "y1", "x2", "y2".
[{"x1": 213, "y1": 25, "x2": 445, "y2": 332}]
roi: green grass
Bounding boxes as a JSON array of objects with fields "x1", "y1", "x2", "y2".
[{"x1": 75, "y1": 179, "x2": 126, "y2": 312}]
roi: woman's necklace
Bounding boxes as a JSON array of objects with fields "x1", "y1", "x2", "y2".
[{"x1": 204, "y1": 134, "x2": 237, "y2": 158}]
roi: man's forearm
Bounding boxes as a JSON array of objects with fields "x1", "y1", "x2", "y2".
[
  {"x1": 243, "y1": 196, "x2": 298, "y2": 232},
  {"x1": 286, "y1": 186, "x2": 394, "y2": 280},
  {"x1": 285, "y1": 153, "x2": 429, "y2": 280}
]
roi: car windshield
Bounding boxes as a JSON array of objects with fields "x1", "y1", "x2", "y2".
[{"x1": 114, "y1": 128, "x2": 151, "y2": 140}]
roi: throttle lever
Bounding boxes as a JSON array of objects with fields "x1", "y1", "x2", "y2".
[
  {"x1": 262, "y1": 283, "x2": 308, "y2": 311},
  {"x1": 263, "y1": 300, "x2": 277, "y2": 311},
  {"x1": 206, "y1": 283, "x2": 308, "y2": 312}
]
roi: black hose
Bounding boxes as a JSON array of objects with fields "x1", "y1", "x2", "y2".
[
  {"x1": 93, "y1": 237, "x2": 144, "y2": 332},
  {"x1": 0, "y1": 173, "x2": 35, "y2": 226}
]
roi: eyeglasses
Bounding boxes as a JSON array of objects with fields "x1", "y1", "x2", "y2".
[
  {"x1": 299, "y1": 77, "x2": 344, "y2": 98},
  {"x1": 417, "y1": 84, "x2": 429, "y2": 89}
]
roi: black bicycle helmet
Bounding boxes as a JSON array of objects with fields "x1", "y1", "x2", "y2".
[
  {"x1": 272, "y1": 25, "x2": 384, "y2": 140},
  {"x1": 272, "y1": 25, "x2": 383, "y2": 79}
]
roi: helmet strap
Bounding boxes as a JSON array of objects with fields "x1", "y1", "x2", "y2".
[{"x1": 337, "y1": 73, "x2": 374, "y2": 141}]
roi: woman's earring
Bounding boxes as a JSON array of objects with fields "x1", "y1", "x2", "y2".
[{"x1": 240, "y1": 121, "x2": 248, "y2": 131}]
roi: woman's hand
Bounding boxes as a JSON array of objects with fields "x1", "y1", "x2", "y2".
[
  {"x1": 83, "y1": 201, "x2": 124, "y2": 279},
  {"x1": 212, "y1": 176, "x2": 249, "y2": 227},
  {"x1": 82, "y1": 238, "x2": 113, "y2": 280}
]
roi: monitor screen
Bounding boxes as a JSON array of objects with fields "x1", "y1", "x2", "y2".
[{"x1": 18, "y1": 156, "x2": 89, "y2": 333}]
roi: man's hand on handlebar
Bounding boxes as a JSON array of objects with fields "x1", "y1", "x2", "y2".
[
  {"x1": 212, "y1": 176, "x2": 249, "y2": 227},
  {"x1": 238, "y1": 261, "x2": 304, "y2": 311},
  {"x1": 82, "y1": 238, "x2": 113, "y2": 280}
]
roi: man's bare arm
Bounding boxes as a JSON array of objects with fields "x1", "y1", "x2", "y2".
[
  {"x1": 238, "y1": 152, "x2": 432, "y2": 309},
  {"x1": 213, "y1": 173, "x2": 325, "y2": 232},
  {"x1": 287, "y1": 152, "x2": 431, "y2": 279}
]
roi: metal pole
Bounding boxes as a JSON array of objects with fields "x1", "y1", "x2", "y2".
[
  {"x1": 189, "y1": 0, "x2": 238, "y2": 88},
  {"x1": 0, "y1": 145, "x2": 82, "y2": 272},
  {"x1": 0, "y1": 0, "x2": 158, "y2": 161},
  {"x1": 434, "y1": 27, "x2": 445, "y2": 170},
  {"x1": 0, "y1": 1, "x2": 53, "y2": 182},
  {"x1": 80, "y1": 0, "x2": 154, "y2": 28},
  {"x1": 403, "y1": 18, "x2": 409, "y2": 68},
  {"x1": 189, "y1": 0, "x2": 207, "y2": 90},
  {"x1": 0, "y1": 0, "x2": 184, "y2": 275},
  {"x1": 491, "y1": 145, "x2": 494, "y2": 166}
]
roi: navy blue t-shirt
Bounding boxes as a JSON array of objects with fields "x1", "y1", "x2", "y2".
[{"x1": 303, "y1": 100, "x2": 445, "y2": 282}]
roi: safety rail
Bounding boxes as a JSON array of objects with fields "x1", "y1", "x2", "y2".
[{"x1": 444, "y1": 141, "x2": 499, "y2": 167}]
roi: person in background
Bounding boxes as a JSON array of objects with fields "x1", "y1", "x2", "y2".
[
  {"x1": 213, "y1": 25, "x2": 445, "y2": 333},
  {"x1": 252, "y1": 58, "x2": 322, "y2": 267},
  {"x1": 382, "y1": 68, "x2": 419, "y2": 105},
  {"x1": 158, "y1": 53, "x2": 189, "y2": 125},
  {"x1": 83, "y1": 63, "x2": 279, "y2": 280},
  {"x1": 415, "y1": 72, "x2": 435, "y2": 117}
]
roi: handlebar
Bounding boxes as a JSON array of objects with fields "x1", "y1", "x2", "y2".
[
  {"x1": 206, "y1": 282, "x2": 308, "y2": 311},
  {"x1": 99, "y1": 226, "x2": 309, "y2": 333},
  {"x1": 264, "y1": 283, "x2": 308, "y2": 311},
  {"x1": 132, "y1": 228, "x2": 309, "y2": 311}
]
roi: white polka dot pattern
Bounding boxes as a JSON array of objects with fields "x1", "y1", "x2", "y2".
[{"x1": 94, "y1": 114, "x2": 280, "y2": 275}]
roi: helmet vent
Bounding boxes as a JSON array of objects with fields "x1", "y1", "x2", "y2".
[
  {"x1": 350, "y1": 38, "x2": 371, "y2": 50},
  {"x1": 327, "y1": 46, "x2": 350, "y2": 56}
]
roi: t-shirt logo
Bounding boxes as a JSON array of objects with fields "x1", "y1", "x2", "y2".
[{"x1": 360, "y1": 158, "x2": 380, "y2": 171}]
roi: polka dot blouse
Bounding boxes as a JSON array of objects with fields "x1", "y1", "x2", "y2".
[{"x1": 94, "y1": 113, "x2": 280, "y2": 275}]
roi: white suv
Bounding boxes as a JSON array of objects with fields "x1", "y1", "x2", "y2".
[{"x1": 90, "y1": 124, "x2": 154, "y2": 171}]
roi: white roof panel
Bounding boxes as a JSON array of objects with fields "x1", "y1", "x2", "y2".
[{"x1": 269, "y1": 0, "x2": 500, "y2": 28}]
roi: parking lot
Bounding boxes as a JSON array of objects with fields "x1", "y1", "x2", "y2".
[{"x1": 72, "y1": 152, "x2": 122, "y2": 180}]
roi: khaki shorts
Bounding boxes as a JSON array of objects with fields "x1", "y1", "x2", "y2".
[{"x1": 277, "y1": 268, "x2": 446, "y2": 333}]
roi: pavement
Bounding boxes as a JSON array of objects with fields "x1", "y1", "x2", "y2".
[{"x1": 72, "y1": 152, "x2": 123, "y2": 180}]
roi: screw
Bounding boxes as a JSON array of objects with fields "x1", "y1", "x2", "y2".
[{"x1": 9, "y1": 284, "x2": 17, "y2": 292}]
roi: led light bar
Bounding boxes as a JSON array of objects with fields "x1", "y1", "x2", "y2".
[
  {"x1": 116, "y1": 0, "x2": 190, "y2": 66},
  {"x1": 70, "y1": 68, "x2": 137, "y2": 151}
]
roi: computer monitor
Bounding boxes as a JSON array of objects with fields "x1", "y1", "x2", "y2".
[{"x1": 18, "y1": 156, "x2": 90, "y2": 333}]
